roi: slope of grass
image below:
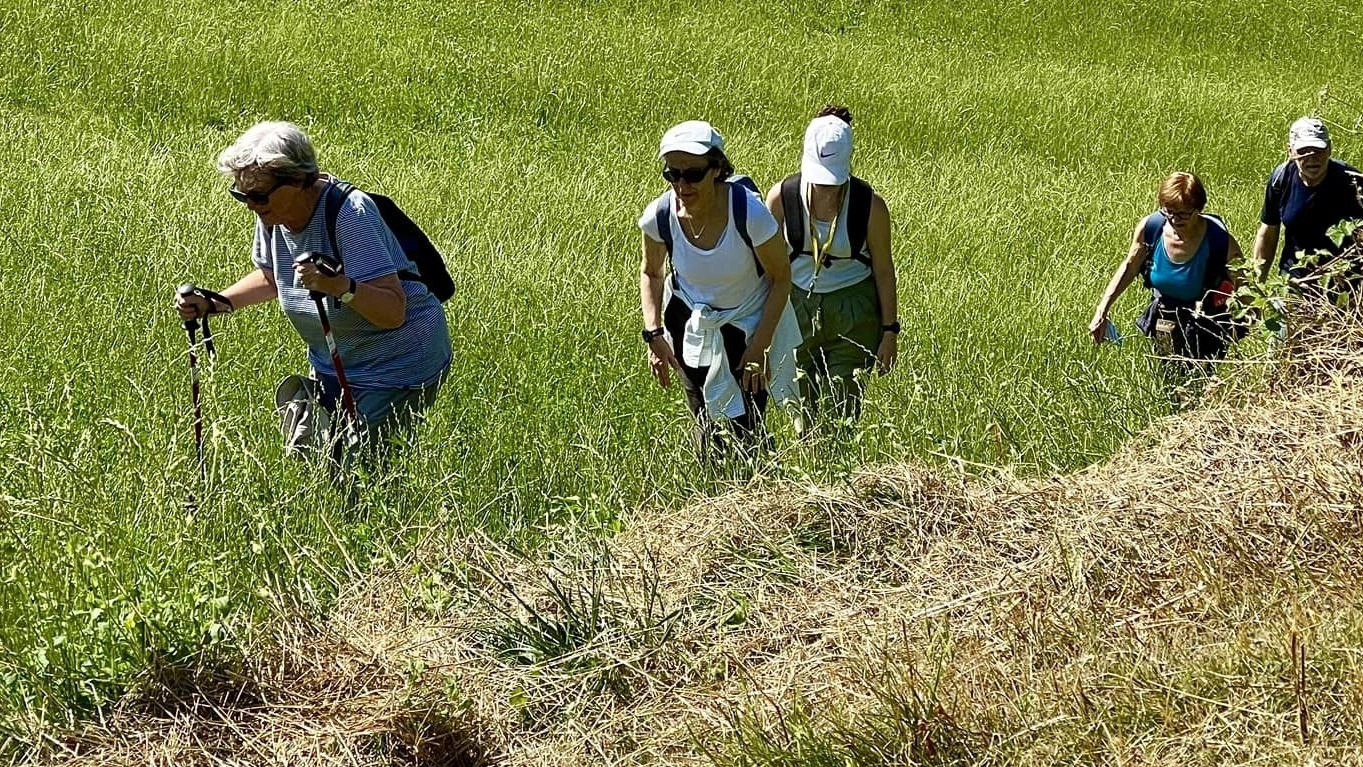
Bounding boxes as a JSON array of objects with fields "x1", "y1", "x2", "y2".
[
  {"x1": 32, "y1": 306, "x2": 1363, "y2": 765},
  {"x1": 0, "y1": 0, "x2": 1360, "y2": 743}
]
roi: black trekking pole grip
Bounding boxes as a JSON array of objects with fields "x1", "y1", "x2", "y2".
[
  {"x1": 177, "y1": 283, "x2": 200, "y2": 331},
  {"x1": 294, "y1": 250, "x2": 343, "y2": 300}
]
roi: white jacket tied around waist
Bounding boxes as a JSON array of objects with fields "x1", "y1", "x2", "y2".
[{"x1": 665, "y1": 278, "x2": 801, "y2": 420}]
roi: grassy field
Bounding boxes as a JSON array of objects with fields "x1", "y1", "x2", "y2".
[{"x1": 0, "y1": 0, "x2": 1361, "y2": 753}]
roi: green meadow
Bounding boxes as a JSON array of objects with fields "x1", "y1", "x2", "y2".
[{"x1": 0, "y1": 0, "x2": 1360, "y2": 749}]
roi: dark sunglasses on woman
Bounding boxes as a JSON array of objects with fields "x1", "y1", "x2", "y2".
[
  {"x1": 661, "y1": 164, "x2": 713, "y2": 184},
  {"x1": 228, "y1": 176, "x2": 291, "y2": 205}
]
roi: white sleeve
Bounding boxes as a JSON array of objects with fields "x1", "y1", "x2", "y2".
[
  {"x1": 744, "y1": 187, "x2": 781, "y2": 246},
  {"x1": 637, "y1": 193, "x2": 670, "y2": 243}
]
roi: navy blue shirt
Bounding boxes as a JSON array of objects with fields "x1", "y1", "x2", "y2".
[{"x1": 1259, "y1": 158, "x2": 1363, "y2": 274}]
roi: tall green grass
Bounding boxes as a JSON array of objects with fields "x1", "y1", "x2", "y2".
[{"x1": 0, "y1": 0, "x2": 1359, "y2": 740}]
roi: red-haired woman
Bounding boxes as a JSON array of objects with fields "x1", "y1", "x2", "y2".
[{"x1": 1090, "y1": 172, "x2": 1245, "y2": 368}]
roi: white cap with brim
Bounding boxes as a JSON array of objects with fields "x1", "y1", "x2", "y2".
[
  {"x1": 659, "y1": 120, "x2": 724, "y2": 158},
  {"x1": 1289, "y1": 117, "x2": 1331, "y2": 153},
  {"x1": 801, "y1": 115, "x2": 853, "y2": 185}
]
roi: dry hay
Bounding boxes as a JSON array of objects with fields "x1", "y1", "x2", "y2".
[
  {"x1": 34, "y1": 306, "x2": 1363, "y2": 766},
  {"x1": 27, "y1": 628, "x2": 496, "y2": 766}
]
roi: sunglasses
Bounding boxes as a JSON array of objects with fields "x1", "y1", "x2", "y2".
[
  {"x1": 229, "y1": 177, "x2": 291, "y2": 205},
  {"x1": 1160, "y1": 207, "x2": 1199, "y2": 224},
  {"x1": 661, "y1": 164, "x2": 713, "y2": 184}
]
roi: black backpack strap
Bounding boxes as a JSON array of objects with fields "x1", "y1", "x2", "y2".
[
  {"x1": 731, "y1": 181, "x2": 764, "y2": 277},
  {"x1": 322, "y1": 180, "x2": 422, "y2": 284},
  {"x1": 320, "y1": 180, "x2": 360, "y2": 277},
  {"x1": 1202, "y1": 213, "x2": 1230, "y2": 281},
  {"x1": 780, "y1": 173, "x2": 804, "y2": 260},
  {"x1": 1200, "y1": 214, "x2": 1232, "y2": 311},
  {"x1": 847, "y1": 176, "x2": 873, "y2": 267},
  {"x1": 729, "y1": 174, "x2": 761, "y2": 197},
  {"x1": 732, "y1": 182, "x2": 754, "y2": 253},
  {"x1": 322, "y1": 180, "x2": 353, "y2": 264},
  {"x1": 1138, "y1": 211, "x2": 1164, "y2": 289}
]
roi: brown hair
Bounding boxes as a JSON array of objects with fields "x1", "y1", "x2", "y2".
[
  {"x1": 705, "y1": 147, "x2": 734, "y2": 180},
  {"x1": 1157, "y1": 172, "x2": 1207, "y2": 210},
  {"x1": 816, "y1": 104, "x2": 853, "y2": 125}
]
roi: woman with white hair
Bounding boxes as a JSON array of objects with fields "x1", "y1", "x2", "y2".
[
  {"x1": 766, "y1": 105, "x2": 898, "y2": 431},
  {"x1": 638, "y1": 119, "x2": 799, "y2": 461},
  {"x1": 174, "y1": 121, "x2": 450, "y2": 454}
]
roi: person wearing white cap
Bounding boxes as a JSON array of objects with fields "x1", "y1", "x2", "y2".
[
  {"x1": 637, "y1": 120, "x2": 800, "y2": 461},
  {"x1": 766, "y1": 106, "x2": 898, "y2": 430},
  {"x1": 1252, "y1": 116, "x2": 1363, "y2": 287}
]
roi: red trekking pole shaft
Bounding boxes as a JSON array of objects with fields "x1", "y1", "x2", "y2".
[
  {"x1": 312, "y1": 294, "x2": 357, "y2": 420},
  {"x1": 295, "y1": 251, "x2": 358, "y2": 422}
]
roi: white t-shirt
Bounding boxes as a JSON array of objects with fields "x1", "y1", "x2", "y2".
[
  {"x1": 788, "y1": 182, "x2": 873, "y2": 293},
  {"x1": 638, "y1": 183, "x2": 781, "y2": 310}
]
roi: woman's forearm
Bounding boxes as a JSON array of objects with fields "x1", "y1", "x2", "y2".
[
  {"x1": 640, "y1": 271, "x2": 666, "y2": 330},
  {"x1": 748, "y1": 279, "x2": 791, "y2": 350},
  {"x1": 1094, "y1": 259, "x2": 1140, "y2": 318},
  {"x1": 221, "y1": 269, "x2": 277, "y2": 311},
  {"x1": 344, "y1": 278, "x2": 407, "y2": 330},
  {"x1": 873, "y1": 264, "x2": 898, "y2": 324}
]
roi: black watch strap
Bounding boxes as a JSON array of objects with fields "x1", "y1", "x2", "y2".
[
  {"x1": 881, "y1": 321, "x2": 901, "y2": 334},
  {"x1": 642, "y1": 327, "x2": 666, "y2": 342}
]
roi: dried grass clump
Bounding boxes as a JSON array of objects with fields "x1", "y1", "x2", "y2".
[
  {"x1": 39, "y1": 309, "x2": 1363, "y2": 766},
  {"x1": 32, "y1": 624, "x2": 497, "y2": 767}
]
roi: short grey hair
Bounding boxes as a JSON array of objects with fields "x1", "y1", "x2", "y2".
[{"x1": 216, "y1": 121, "x2": 319, "y2": 181}]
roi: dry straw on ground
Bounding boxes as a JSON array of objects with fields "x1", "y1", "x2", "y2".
[{"x1": 30, "y1": 304, "x2": 1363, "y2": 766}]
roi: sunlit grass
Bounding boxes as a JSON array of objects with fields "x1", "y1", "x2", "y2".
[{"x1": 0, "y1": 0, "x2": 1360, "y2": 740}]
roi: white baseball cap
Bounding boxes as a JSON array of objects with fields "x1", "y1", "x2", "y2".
[
  {"x1": 1288, "y1": 117, "x2": 1330, "y2": 153},
  {"x1": 659, "y1": 120, "x2": 724, "y2": 158},
  {"x1": 802, "y1": 115, "x2": 853, "y2": 185}
]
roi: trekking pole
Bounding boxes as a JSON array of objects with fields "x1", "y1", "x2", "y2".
[
  {"x1": 178, "y1": 283, "x2": 208, "y2": 484},
  {"x1": 177, "y1": 284, "x2": 232, "y2": 488},
  {"x1": 294, "y1": 251, "x2": 358, "y2": 422}
]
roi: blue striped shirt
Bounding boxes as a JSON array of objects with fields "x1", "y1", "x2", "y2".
[{"x1": 251, "y1": 180, "x2": 451, "y2": 388}]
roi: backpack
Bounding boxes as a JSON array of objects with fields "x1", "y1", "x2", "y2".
[
  {"x1": 779, "y1": 173, "x2": 874, "y2": 266},
  {"x1": 654, "y1": 176, "x2": 764, "y2": 275},
  {"x1": 322, "y1": 181, "x2": 455, "y2": 302},
  {"x1": 1138, "y1": 210, "x2": 1232, "y2": 309}
]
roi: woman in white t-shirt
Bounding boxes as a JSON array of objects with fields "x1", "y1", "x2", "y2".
[{"x1": 637, "y1": 120, "x2": 800, "y2": 459}]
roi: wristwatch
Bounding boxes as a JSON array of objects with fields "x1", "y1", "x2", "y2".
[
  {"x1": 339, "y1": 278, "x2": 357, "y2": 304},
  {"x1": 642, "y1": 327, "x2": 666, "y2": 342},
  {"x1": 881, "y1": 321, "x2": 901, "y2": 334}
]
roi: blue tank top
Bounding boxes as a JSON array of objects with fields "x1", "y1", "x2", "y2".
[{"x1": 1149, "y1": 231, "x2": 1210, "y2": 302}]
